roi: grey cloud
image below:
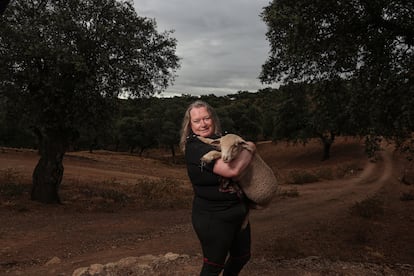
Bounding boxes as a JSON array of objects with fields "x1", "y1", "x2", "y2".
[{"x1": 133, "y1": 0, "x2": 272, "y2": 97}]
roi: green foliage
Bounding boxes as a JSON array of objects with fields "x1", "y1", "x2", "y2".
[
  {"x1": 268, "y1": 78, "x2": 356, "y2": 159},
  {"x1": 0, "y1": 0, "x2": 180, "y2": 146},
  {"x1": 0, "y1": 0, "x2": 180, "y2": 202},
  {"x1": 221, "y1": 102, "x2": 263, "y2": 141},
  {"x1": 272, "y1": 83, "x2": 310, "y2": 142},
  {"x1": 116, "y1": 116, "x2": 144, "y2": 153},
  {"x1": 261, "y1": 0, "x2": 414, "y2": 148}
]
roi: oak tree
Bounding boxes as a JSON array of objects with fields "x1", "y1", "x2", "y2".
[
  {"x1": 0, "y1": 0, "x2": 180, "y2": 203},
  {"x1": 261, "y1": 0, "x2": 414, "y2": 152}
]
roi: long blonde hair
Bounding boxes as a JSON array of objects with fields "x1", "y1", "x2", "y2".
[{"x1": 179, "y1": 100, "x2": 222, "y2": 152}]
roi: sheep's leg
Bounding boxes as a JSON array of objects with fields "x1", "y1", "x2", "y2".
[{"x1": 201, "y1": 150, "x2": 222, "y2": 163}]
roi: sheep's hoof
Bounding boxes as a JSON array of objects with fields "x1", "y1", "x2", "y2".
[
  {"x1": 201, "y1": 156, "x2": 214, "y2": 163},
  {"x1": 201, "y1": 151, "x2": 221, "y2": 163}
]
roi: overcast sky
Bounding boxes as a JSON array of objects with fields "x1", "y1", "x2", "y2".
[{"x1": 132, "y1": 0, "x2": 272, "y2": 97}]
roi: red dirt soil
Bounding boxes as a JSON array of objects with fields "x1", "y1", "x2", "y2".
[{"x1": 1, "y1": 138, "x2": 414, "y2": 275}]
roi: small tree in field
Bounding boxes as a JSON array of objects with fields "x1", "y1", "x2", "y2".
[{"x1": 0, "y1": 0, "x2": 180, "y2": 203}]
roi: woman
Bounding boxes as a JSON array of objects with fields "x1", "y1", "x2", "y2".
[{"x1": 180, "y1": 100, "x2": 256, "y2": 276}]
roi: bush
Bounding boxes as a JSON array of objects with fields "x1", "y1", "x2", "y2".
[
  {"x1": 314, "y1": 167, "x2": 334, "y2": 180},
  {"x1": 400, "y1": 191, "x2": 414, "y2": 201},
  {"x1": 287, "y1": 170, "x2": 319, "y2": 184},
  {"x1": 350, "y1": 196, "x2": 384, "y2": 219},
  {"x1": 0, "y1": 168, "x2": 27, "y2": 197},
  {"x1": 279, "y1": 188, "x2": 300, "y2": 197},
  {"x1": 336, "y1": 162, "x2": 362, "y2": 178},
  {"x1": 266, "y1": 237, "x2": 305, "y2": 259}
]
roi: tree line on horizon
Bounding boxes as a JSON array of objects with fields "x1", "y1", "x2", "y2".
[
  {"x1": 0, "y1": 0, "x2": 412, "y2": 204},
  {"x1": 0, "y1": 81, "x2": 407, "y2": 160}
]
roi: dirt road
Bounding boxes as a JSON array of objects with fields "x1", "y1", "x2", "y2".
[{"x1": 1, "y1": 141, "x2": 413, "y2": 275}]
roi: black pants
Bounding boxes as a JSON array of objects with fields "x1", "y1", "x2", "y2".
[{"x1": 192, "y1": 202, "x2": 251, "y2": 276}]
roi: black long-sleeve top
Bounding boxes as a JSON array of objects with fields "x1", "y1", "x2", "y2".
[{"x1": 185, "y1": 134, "x2": 242, "y2": 211}]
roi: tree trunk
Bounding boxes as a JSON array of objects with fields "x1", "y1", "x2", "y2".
[
  {"x1": 322, "y1": 141, "x2": 332, "y2": 161},
  {"x1": 31, "y1": 131, "x2": 66, "y2": 204},
  {"x1": 319, "y1": 132, "x2": 335, "y2": 161}
]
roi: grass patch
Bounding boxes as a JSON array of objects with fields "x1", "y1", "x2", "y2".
[
  {"x1": 350, "y1": 196, "x2": 384, "y2": 219},
  {"x1": 314, "y1": 167, "x2": 334, "y2": 180},
  {"x1": 78, "y1": 179, "x2": 130, "y2": 204},
  {"x1": 132, "y1": 177, "x2": 192, "y2": 209},
  {"x1": 400, "y1": 191, "x2": 414, "y2": 201},
  {"x1": 266, "y1": 237, "x2": 305, "y2": 259},
  {"x1": 283, "y1": 162, "x2": 364, "y2": 185},
  {"x1": 279, "y1": 188, "x2": 300, "y2": 197},
  {"x1": 287, "y1": 170, "x2": 319, "y2": 184},
  {"x1": 336, "y1": 162, "x2": 363, "y2": 178},
  {"x1": 70, "y1": 177, "x2": 192, "y2": 211},
  {"x1": 0, "y1": 168, "x2": 27, "y2": 197},
  {"x1": 352, "y1": 221, "x2": 374, "y2": 243}
]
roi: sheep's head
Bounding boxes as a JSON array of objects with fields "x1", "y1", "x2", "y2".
[
  {"x1": 219, "y1": 134, "x2": 247, "y2": 162},
  {"x1": 198, "y1": 134, "x2": 248, "y2": 163}
]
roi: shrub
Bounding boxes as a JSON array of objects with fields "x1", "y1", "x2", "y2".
[
  {"x1": 266, "y1": 237, "x2": 304, "y2": 259},
  {"x1": 350, "y1": 196, "x2": 384, "y2": 219},
  {"x1": 279, "y1": 188, "x2": 299, "y2": 197},
  {"x1": 287, "y1": 170, "x2": 319, "y2": 184},
  {"x1": 336, "y1": 162, "x2": 362, "y2": 178},
  {"x1": 314, "y1": 167, "x2": 334, "y2": 180},
  {"x1": 400, "y1": 191, "x2": 414, "y2": 201},
  {"x1": 0, "y1": 168, "x2": 27, "y2": 197}
]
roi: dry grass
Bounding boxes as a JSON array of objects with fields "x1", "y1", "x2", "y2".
[
  {"x1": 0, "y1": 168, "x2": 29, "y2": 198},
  {"x1": 62, "y1": 177, "x2": 193, "y2": 212},
  {"x1": 349, "y1": 195, "x2": 385, "y2": 219}
]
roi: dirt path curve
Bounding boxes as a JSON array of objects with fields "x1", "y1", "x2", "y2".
[{"x1": 250, "y1": 148, "x2": 392, "y2": 251}]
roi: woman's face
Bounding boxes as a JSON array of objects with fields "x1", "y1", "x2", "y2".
[{"x1": 190, "y1": 106, "x2": 214, "y2": 137}]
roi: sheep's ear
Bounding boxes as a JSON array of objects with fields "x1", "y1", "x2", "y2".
[
  {"x1": 241, "y1": 141, "x2": 254, "y2": 152},
  {"x1": 236, "y1": 140, "x2": 246, "y2": 147}
]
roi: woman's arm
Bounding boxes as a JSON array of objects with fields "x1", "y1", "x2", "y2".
[{"x1": 213, "y1": 142, "x2": 256, "y2": 179}]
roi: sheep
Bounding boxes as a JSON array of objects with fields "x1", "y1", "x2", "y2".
[{"x1": 197, "y1": 134, "x2": 278, "y2": 209}]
